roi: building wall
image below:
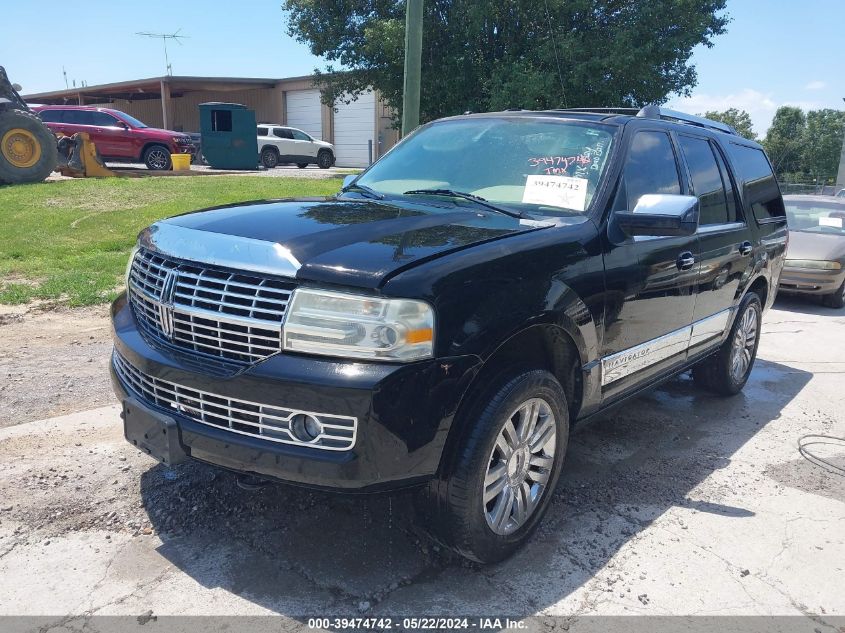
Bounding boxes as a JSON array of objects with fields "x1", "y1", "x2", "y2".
[
  {"x1": 82, "y1": 78, "x2": 400, "y2": 163},
  {"x1": 95, "y1": 87, "x2": 279, "y2": 133}
]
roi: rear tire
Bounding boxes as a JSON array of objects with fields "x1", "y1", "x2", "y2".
[
  {"x1": 822, "y1": 281, "x2": 845, "y2": 309},
  {"x1": 692, "y1": 292, "x2": 762, "y2": 396},
  {"x1": 143, "y1": 145, "x2": 171, "y2": 170},
  {"x1": 0, "y1": 108, "x2": 58, "y2": 184},
  {"x1": 416, "y1": 369, "x2": 568, "y2": 563},
  {"x1": 260, "y1": 147, "x2": 279, "y2": 169},
  {"x1": 317, "y1": 150, "x2": 333, "y2": 169}
]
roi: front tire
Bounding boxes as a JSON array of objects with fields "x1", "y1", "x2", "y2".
[
  {"x1": 692, "y1": 292, "x2": 762, "y2": 395},
  {"x1": 417, "y1": 370, "x2": 569, "y2": 563},
  {"x1": 143, "y1": 145, "x2": 171, "y2": 170},
  {"x1": 317, "y1": 150, "x2": 333, "y2": 169},
  {"x1": 0, "y1": 109, "x2": 58, "y2": 184},
  {"x1": 822, "y1": 281, "x2": 845, "y2": 309}
]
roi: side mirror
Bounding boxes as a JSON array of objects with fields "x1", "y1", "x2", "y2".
[
  {"x1": 342, "y1": 174, "x2": 357, "y2": 189},
  {"x1": 114, "y1": 121, "x2": 128, "y2": 130},
  {"x1": 615, "y1": 194, "x2": 700, "y2": 237}
]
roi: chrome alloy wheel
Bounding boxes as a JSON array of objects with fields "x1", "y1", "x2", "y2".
[
  {"x1": 483, "y1": 398, "x2": 557, "y2": 535},
  {"x1": 147, "y1": 148, "x2": 169, "y2": 169},
  {"x1": 730, "y1": 305, "x2": 758, "y2": 382}
]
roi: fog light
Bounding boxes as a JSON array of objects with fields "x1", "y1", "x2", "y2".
[{"x1": 290, "y1": 413, "x2": 323, "y2": 442}]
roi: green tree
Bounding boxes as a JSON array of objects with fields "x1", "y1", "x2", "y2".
[
  {"x1": 283, "y1": 0, "x2": 729, "y2": 124},
  {"x1": 763, "y1": 106, "x2": 806, "y2": 177},
  {"x1": 801, "y1": 109, "x2": 845, "y2": 184},
  {"x1": 702, "y1": 108, "x2": 756, "y2": 140}
]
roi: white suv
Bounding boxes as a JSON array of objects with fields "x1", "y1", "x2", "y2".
[{"x1": 257, "y1": 124, "x2": 335, "y2": 169}]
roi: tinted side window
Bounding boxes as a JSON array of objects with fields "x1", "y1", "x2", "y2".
[
  {"x1": 623, "y1": 131, "x2": 681, "y2": 210},
  {"x1": 38, "y1": 110, "x2": 64, "y2": 123},
  {"x1": 273, "y1": 128, "x2": 293, "y2": 139},
  {"x1": 257, "y1": 127, "x2": 269, "y2": 136},
  {"x1": 679, "y1": 135, "x2": 728, "y2": 225},
  {"x1": 64, "y1": 110, "x2": 95, "y2": 125},
  {"x1": 727, "y1": 144, "x2": 785, "y2": 222},
  {"x1": 713, "y1": 145, "x2": 740, "y2": 222},
  {"x1": 291, "y1": 129, "x2": 310, "y2": 141},
  {"x1": 91, "y1": 112, "x2": 120, "y2": 127}
]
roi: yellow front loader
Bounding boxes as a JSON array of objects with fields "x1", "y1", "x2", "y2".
[{"x1": 0, "y1": 65, "x2": 115, "y2": 185}]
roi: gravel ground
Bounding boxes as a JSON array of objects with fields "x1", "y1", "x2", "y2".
[
  {"x1": 0, "y1": 297, "x2": 843, "y2": 627},
  {"x1": 0, "y1": 304, "x2": 113, "y2": 426}
]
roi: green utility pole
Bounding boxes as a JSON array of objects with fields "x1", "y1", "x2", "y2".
[{"x1": 401, "y1": 0, "x2": 424, "y2": 137}]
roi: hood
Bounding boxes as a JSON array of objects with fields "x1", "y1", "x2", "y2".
[
  {"x1": 786, "y1": 230, "x2": 845, "y2": 262},
  {"x1": 160, "y1": 197, "x2": 560, "y2": 288},
  {"x1": 138, "y1": 127, "x2": 191, "y2": 139}
]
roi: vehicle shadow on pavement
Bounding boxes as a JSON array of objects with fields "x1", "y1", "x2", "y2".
[
  {"x1": 139, "y1": 359, "x2": 811, "y2": 616},
  {"x1": 773, "y1": 295, "x2": 843, "y2": 317}
]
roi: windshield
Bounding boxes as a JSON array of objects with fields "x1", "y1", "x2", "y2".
[
  {"x1": 355, "y1": 117, "x2": 616, "y2": 216},
  {"x1": 785, "y1": 200, "x2": 845, "y2": 236},
  {"x1": 117, "y1": 111, "x2": 148, "y2": 128}
]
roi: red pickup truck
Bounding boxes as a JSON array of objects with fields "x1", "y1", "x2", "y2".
[{"x1": 32, "y1": 105, "x2": 195, "y2": 170}]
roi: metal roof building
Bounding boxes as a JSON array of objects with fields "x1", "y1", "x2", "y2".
[{"x1": 24, "y1": 75, "x2": 398, "y2": 167}]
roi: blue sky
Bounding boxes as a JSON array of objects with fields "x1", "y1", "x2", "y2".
[{"x1": 2, "y1": 0, "x2": 842, "y2": 135}]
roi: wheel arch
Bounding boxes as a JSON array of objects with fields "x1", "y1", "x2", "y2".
[
  {"x1": 140, "y1": 141, "x2": 170, "y2": 161},
  {"x1": 435, "y1": 320, "x2": 589, "y2": 480}
]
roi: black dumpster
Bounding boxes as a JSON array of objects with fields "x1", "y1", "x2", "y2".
[{"x1": 198, "y1": 102, "x2": 257, "y2": 170}]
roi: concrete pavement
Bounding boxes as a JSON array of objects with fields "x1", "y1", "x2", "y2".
[{"x1": 0, "y1": 298, "x2": 843, "y2": 626}]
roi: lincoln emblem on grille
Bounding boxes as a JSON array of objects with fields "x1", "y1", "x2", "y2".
[{"x1": 156, "y1": 269, "x2": 178, "y2": 339}]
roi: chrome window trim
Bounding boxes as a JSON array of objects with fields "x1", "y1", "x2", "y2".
[
  {"x1": 600, "y1": 308, "x2": 733, "y2": 386},
  {"x1": 141, "y1": 222, "x2": 301, "y2": 278},
  {"x1": 696, "y1": 221, "x2": 745, "y2": 235}
]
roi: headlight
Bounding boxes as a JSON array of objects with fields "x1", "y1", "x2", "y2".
[
  {"x1": 784, "y1": 259, "x2": 841, "y2": 270},
  {"x1": 124, "y1": 245, "x2": 139, "y2": 290},
  {"x1": 283, "y1": 289, "x2": 434, "y2": 361}
]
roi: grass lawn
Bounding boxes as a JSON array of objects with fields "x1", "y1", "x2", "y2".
[{"x1": 0, "y1": 175, "x2": 343, "y2": 306}]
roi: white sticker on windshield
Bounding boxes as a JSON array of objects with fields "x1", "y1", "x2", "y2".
[
  {"x1": 820, "y1": 216, "x2": 843, "y2": 228},
  {"x1": 522, "y1": 175, "x2": 589, "y2": 211}
]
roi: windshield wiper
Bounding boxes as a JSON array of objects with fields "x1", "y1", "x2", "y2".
[
  {"x1": 403, "y1": 189, "x2": 524, "y2": 219},
  {"x1": 340, "y1": 182, "x2": 384, "y2": 200}
]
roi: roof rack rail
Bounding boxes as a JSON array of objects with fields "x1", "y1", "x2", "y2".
[
  {"x1": 636, "y1": 105, "x2": 738, "y2": 135},
  {"x1": 552, "y1": 107, "x2": 641, "y2": 116}
]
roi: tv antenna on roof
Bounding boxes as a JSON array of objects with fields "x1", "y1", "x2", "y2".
[{"x1": 136, "y1": 30, "x2": 189, "y2": 76}]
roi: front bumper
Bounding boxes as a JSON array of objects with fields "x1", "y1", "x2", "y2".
[
  {"x1": 110, "y1": 293, "x2": 480, "y2": 492},
  {"x1": 778, "y1": 266, "x2": 845, "y2": 296}
]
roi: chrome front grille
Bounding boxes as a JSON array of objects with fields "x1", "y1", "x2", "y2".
[
  {"x1": 113, "y1": 351, "x2": 357, "y2": 451},
  {"x1": 128, "y1": 248, "x2": 295, "y2": 363}
]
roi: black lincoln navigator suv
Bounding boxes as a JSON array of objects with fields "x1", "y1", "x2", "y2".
[{"x1": 111, "y1": 106, "x2": 787, "y2": 562}]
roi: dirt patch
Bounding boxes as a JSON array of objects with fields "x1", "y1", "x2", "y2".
[{"x1": 0, "y1": 305, "x2": 113, "y2": 427}]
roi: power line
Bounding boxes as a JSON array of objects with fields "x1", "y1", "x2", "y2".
[{"x1": 542, "y1": 0, "x2": 567, "y2": 109}]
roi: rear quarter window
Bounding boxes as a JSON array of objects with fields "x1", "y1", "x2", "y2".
[{"x1": 726, "y1": 143, "x2": 785, "y2": 223}]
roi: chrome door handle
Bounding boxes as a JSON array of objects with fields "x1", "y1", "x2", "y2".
[
  {"x1": 739, "y1": 241, "x2": 753, "y2": 256},
  {"x1": 677, "y1": 252, "x2": 696, "y2": 271}
]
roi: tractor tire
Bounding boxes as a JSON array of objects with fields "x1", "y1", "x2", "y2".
[{"x1": 0, "y1": 109, "x2": 58, "y2": 185}]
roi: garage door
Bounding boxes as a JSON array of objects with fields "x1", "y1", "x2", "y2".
[
  {"x1": 286, "y1": 89, "x2": 322, "y2": 140},
  {"x1": 333, "y1": 91, "x2": 376, "y2": 168}
]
